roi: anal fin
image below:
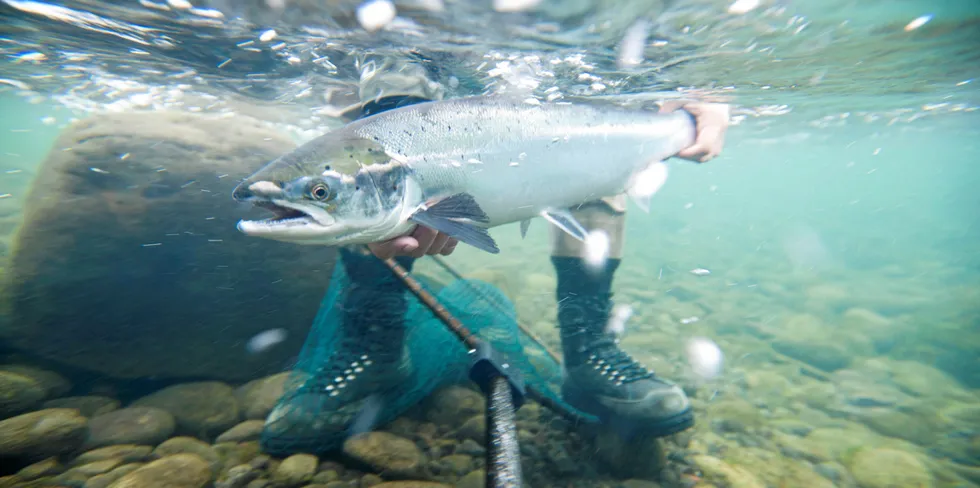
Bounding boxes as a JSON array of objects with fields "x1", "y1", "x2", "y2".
[
  {"x1": 541, "y1": 208, "x2": 587, "y2": 242},
  {"x1": 410, "y1": 193, "x2": 500, "y2": 254},
  {"x1": 626, "y1": 161, "x2": 669, "y2": 213}
]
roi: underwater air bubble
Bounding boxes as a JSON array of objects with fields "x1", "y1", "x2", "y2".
[
  {"x1": 904, "y1": 15, "x2": 932, "y2": 32},
  {"x1": 582, "y1": 229, "x2": 610, "y2": 272},
  {"x1": 247, "y1": 328, "x2": 288, "y2": 353},
  {"x1": 727, "y1": 0, "x2": 759, "y2": 15},
  {"x1": 686, "y1": 337, "x2": 724, "y2": 379},
  {"x1": 604, "y1": 303, "x2": 633, "y2": 337},
  {"x1": 356, "y1": 0, "x2": 396, "y2": 32},
  {"x1": 617, "y1": 20, "x2": 648, "y2": 69},
  {"x1": 493, "y1": 0, "x2": 541, "y2": 13}
]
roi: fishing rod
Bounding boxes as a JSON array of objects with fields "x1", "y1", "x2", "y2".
[{"x1": 381, "y1": 255, "x2": 524, "y2": 488}]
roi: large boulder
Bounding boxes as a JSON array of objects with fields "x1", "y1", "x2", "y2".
[{"x1": 0, "y1": 111, "x2": 337, "y2": 381}]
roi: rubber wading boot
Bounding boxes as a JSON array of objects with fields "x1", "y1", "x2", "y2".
[
  {"x1": 552, "y1": 256, "x2": 693, "y2": 436},
  {"x1": 332, "y1": 247, "x2": 417, "y2": 395},
  {"x1": 261, "y1": 248, "x2": 415, "y2": 455}
]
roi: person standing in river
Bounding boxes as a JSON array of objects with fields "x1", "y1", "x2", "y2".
[{"x1": 306, "y1": 55, "x2": 731, "y2": 440}]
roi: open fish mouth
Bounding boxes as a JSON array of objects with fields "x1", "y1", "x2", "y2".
[
  {"x1": 254, "y1": 201, "x2": 315, "y2": 225},
  {"x1": 237, "y1": 199, "x2": 335, "y2": 235}
]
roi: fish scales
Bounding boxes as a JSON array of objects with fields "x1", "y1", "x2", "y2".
[{"x1": 350, "y1": 97, "x2": 696, "y2": 226}]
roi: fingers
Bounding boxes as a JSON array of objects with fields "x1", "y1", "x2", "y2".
[
  {"x1": 368, "y1": 236, "x2": 419, "y2": 260},
  {"x1": 429, "y1": 231, "x2": 451, "y2": 255},
  {"x1": 678, "y1": 124, "x2": 726, "y2": 162},
  {"x1": 367, "y1": 228, "x2": 461, "y2": 260},
  {"x1": 409, "y1": 226, "x2": 439, "y2": 258},
  {"x1": 439, "y1": 238, "x2": 458, "y2": 256},
  {"x1": 410, "y1": 225, "x2": 463, "y2": 257},
  {"x1": 662, "y1": 101, "x2": 730, "y2": 163}
]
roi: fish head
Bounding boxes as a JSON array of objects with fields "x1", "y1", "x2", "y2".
[{"x1": 232, "y1": 131, "x2": 409, "y2": 245}]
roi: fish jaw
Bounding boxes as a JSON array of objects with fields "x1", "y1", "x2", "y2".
[{"x1": 235, "y1": 199, "x2": 339, "y2": 244}]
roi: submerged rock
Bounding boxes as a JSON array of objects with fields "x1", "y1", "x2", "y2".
[
  {"x1": 42, "y1": 396, "x2": 120, "y2": 417},
  {"x1": 796, "y1": 426, "x2": 881, "y2": 464},
  {"x1": 212, "y1": 441, "x2": 261, "y2": 468},
  {"x1": 84, "y1": 462, "x2": 145, "y2": 488},
  {"x1": 85, "y1": 407, "x2": 175, "y2": 448},
  {"x1": 65, "y1": 457, "x2": 123, "y2": 477},
  {"x1": 216, "y1": 420, "x2": 265, "y2": 443},
  {"x1": 106, "y1": 453, "x2": 211, "y2": 488},
  {"x1": 0, "y1": 408, "x2": 88, "y2": 459},
  {"x1": 133, "y1": 381, "x2": 240, "y2": 438},
  {"x1": 215, "y1": 464, "x2": 260, "y2": 488},
  {"x1": 0, "y1": 371, "x2": 45, "y2": 418},
  {"x1": 16, "y1": 457, "x2": 64, "y2": 480},
  {"x1": 888, "y1": 360, "x2": 972, "y2": 401},
  {"x1": 152, "y1": 437, "x2": 222, "y2": 478},
  {"x1": 234, "y1": 373, "x2": 290, "y2": 421},
  {"x1": 0, "y1": 365, "x2": 71, "y2": 399},
  {"x1": 939, "y1": 402, "x2": 980, "y2": 426},
  {"x1": 857, "y1": 408, "x2": 940, "y2": 446},
  {"x1": 0, "y1": 111, "x2": 335, "y2": 381},
  {"x1": 592, "y1": 427, "x2": 666, "y2": 479},
  {"x1": 72, "y1": 445, "x2": 154, "y2": 465},
  {"x1": 725, "y1": 446, "x2": 835, "y2": 488},
  {"x1": 342, "y1": 432, "x2": 424, "y2": 477},
  {"x1": 424, "y1": 386, "x2": 485, "y2": 426},
  {"x1": 772, "y1": 339, "x2": 850, "y2": 372},
  {"x1": 692, "y1": 454, "x2": 765, "y2": 488},
  {"x1": 273, "y1": 453, "x2": 318, "y2": 487},
  {"x1": 847, "y1": 448, "x2": 933, "y2": 488},
  {"x1": 455, "y1": 470, "x2": 485, "y2": 488}
]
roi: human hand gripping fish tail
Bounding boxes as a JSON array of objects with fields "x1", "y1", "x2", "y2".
[{"x1": 231, "y1": 97, "x2": 731, "y2": 257}]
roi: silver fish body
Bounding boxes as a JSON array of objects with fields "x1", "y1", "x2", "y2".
[{"x1": 233, "y1": 96, "x2": 696, "y2": 252}]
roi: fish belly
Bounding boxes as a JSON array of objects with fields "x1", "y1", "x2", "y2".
[{"x1": 456, "y1": 135, "x2": 654, "y2": 226}]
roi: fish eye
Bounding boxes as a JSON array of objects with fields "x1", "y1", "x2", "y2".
[{"x1": 310, "y1": 183, "x2": 331, "y2": 201}]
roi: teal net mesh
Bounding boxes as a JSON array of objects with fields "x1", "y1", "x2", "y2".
[{"x1": 260, "y1": 253, "x2": 598, "y2": 456}]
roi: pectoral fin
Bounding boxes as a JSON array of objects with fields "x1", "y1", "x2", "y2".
[
  {"x1": 409, "y1": 193, "x2": 500, "y2": 254},
  {"x1": 626, "y1": 161, "x2": 669, "y2": 213},
  {"x1": 520, "y1": 219, "x2": 531, "y2": 239},
  {"x1": 541, "y1": 208, "x2": 587, "y2": 242}
]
